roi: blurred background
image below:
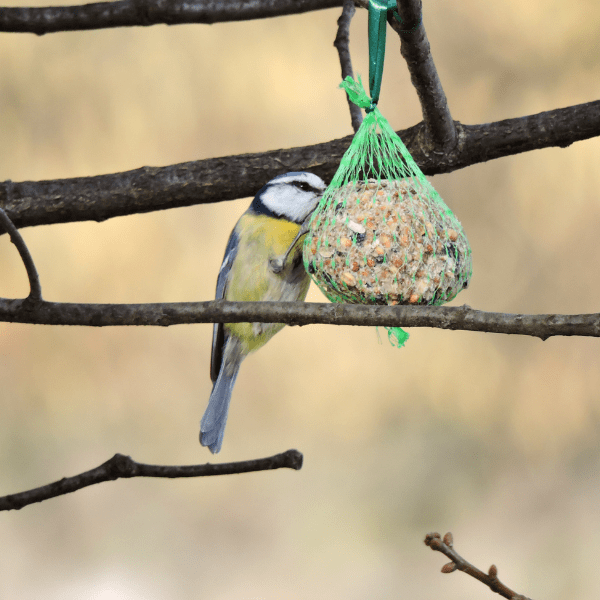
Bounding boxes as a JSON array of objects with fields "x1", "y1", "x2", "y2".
[{"x1": 2, "y1": 1, "x2": 600, "y2": 598}]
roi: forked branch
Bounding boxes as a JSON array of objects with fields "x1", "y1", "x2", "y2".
[
  {"x1": 0, "y1": 182, "x2": 42, "y2": 300},
  {"x1": 390, "y1": 0, "x2": 457, "y2": 150},
  {"x1": 334, "y1": 0, "x2": 363, "y2": 133}
]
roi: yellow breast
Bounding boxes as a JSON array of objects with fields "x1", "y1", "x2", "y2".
[{"x1": 224, "y1": 213, "x2": 311, "y2": 353}]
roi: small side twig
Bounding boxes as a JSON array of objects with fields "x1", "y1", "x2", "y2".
[
  {"x1": 0, "y1": 449, "x2": 303, "y2": 511},
  {"x1": 389, "y1": 0, "x2": 457, "y2": 151},
  {"x1": 425, "y1": 532, "x2": 533, "y2": 600},
  {"x1": 0, "y1": 181, "x2": 42, "y2": 300},
  {"x1": 334, "y1": 0, "x2": 362, "y2": 133}
]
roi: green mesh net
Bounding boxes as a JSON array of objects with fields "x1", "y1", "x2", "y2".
[{"x1": 303, "y1": 76, "x2": 472, "y2": 347}]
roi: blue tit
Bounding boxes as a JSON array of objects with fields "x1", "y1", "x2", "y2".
[{"x1": 200, "y1": 171, "x2": 327, "y2": 453}]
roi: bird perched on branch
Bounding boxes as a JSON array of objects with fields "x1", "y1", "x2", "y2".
[{"x1": 200, "y1": 171, "x2": 326, "y2": 453}]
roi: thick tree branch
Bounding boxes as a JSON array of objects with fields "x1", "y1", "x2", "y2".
[
  {"x1": 0, "y1": 184, "x2": 43, "y2": 300},
  {"x1": 389, "y1": 0, "x2": 457, "y2": 150},
  {"x1": 0, "y1": 0, "x2": 349, "y2": 35},
  {"x1": 334, "y1": 0, "x2": 363, "y2": 133},
  {"x1": 425, "y1": 532, "x2": 533, "y2": 600},
  {"x1": 1, "y1": 100, "x2": 599, "y2": 233},
  {"x1": 0, "y1": 449, "x2": 303, "y2": 511},
  {"x1": 0, "y1": 298, "x2": 599, "y2": 340}
]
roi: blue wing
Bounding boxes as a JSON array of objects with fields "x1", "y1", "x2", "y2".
[{"x1": 210, "y1": 226, "x2": 240, "y2": 383}]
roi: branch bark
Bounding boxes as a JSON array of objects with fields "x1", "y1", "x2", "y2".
[
  {"x1": 1, "y1": 298, "x2": 599, "y2": 340},
  {"x1": 1, "y1": 99, "x2": 599, "y2": 233},
  {"x1": 390, "y1": 0, "x2": 457, "y2": 150},
  {"x1": 0, "y1": 186, "x2": 42, "y2": 300},
  {"x1": 334, "y1": 0, "x2": 363, "y2": 133},
  {"x1": 0, "y1": 0, "x2": 349, "y2": 35},
  {"x1": 425, "y1": 532, "x2": 533, "y2": 600},
  {"x1": 0, "y1": 449, "x2": 303, "y2": 511}
]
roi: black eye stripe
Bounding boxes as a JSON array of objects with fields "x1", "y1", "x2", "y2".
[{"x1": 291, "y1": 181, "x2": 320, "y2": 193}]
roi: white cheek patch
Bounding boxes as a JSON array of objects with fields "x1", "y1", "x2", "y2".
[{"x1": 261, "y1": 184, "x2": 320, "y2": 223}]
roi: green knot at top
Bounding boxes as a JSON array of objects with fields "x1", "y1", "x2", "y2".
[{"x1": 339, "y1": 75, "x2": 373, "y2": 110}]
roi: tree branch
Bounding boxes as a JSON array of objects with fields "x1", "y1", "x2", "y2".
[
  {"x1": 0, "y1": 0, "x2": 348, "y2": 35},
  {"x1": 334, "y1": 0, "x2": 363, "y2": 133},
  {"x1": 0, "y1": 298, "x2": 599, "y2": 340},
  {"x1": 0, "y1": 449, "x2": 303, "y2": 512},
  {"x1": 0, "y1": 183, "x2": 43, "y2": 300},
  {"x1": 1, "y1": 99, "x2": 599, "y2": 233},
  {"x1": 389, "y1": 0, "x2": 457, "y2": 150},
  {"x1": 425, "y1": 532, "x2": 533, "y2": 600}
]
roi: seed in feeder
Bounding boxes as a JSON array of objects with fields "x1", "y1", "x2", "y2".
[
  {"x1": 415, "y1": 278, "x2": 430, "y2": 296},
  {"x1": 304, "y1": 179, "x2": 471, "y2": 306},
  {"x1": 392, "y1": 256, "x2": 404, "y2": 268},
  {"x1": 348, "y1": 220, "x2": 366, "y2": 235},
  {"x1": 341, "y1": 272, "x2": 356, "y2": 287}
]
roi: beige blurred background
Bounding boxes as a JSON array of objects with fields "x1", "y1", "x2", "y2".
[{"x1": 2, "y1": 1, "x2": 600, "y2": 598}]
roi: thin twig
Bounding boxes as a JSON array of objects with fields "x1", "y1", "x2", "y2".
[
  {"x1": 389, "y1": 0, "x2": 457, "y2": 150},
  {"x1": 334, "y1": 0, "x2": 363, "y2": 133},
  {"x1": 2, "y1": 99, "x2": 598, "y2": 233},
  {"x1": 0, "y1": 449, "x2": 303, "y2": 511},
  {"x1": 0, "y1": 182, "x2": 43, "y2": 300},
  {"x1": 0, "y1": 0, "x2": 346, "y2": 35},
  {"x1": 424, "y1": 532, "x2": 533, "y2": 600},
  {"x1": 0, "y1": 298, "x2": 599, "y2": 340}
]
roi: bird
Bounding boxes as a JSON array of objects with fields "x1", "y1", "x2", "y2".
[{"x1": 200, "y1": 171, "x2": 327, "y2": 453}]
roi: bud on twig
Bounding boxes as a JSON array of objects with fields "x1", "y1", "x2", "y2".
[{"x1": 441, "y1": 562, "x2": 458, "y2": 573}]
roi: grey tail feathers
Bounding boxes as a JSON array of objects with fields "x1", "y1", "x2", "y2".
[{"x1": 200, "y1": 361, "x2": 241, "y2": 454}]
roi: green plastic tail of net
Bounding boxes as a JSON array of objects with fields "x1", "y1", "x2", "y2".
[{"x1": 303, "y1": 76, "x2": 472, "y2": 348}]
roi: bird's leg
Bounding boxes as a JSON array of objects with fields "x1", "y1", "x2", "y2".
[{"x1": 269, "y1": 219, "x2": 311, "y2": 274}]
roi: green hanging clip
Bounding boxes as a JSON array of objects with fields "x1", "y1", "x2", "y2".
[{"x1": 368, "y1": 0, "x2": 401, "y2": 106}]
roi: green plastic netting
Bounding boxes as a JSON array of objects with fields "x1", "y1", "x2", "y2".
[{"x1": 303, "y1": 76, "x2": 472, "y2": 347}]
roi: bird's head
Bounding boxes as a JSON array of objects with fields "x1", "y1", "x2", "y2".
[{"x1": 250, "y1": 171, "x2": 326, "y2": 224}]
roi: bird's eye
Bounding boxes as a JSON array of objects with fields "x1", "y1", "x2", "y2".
[{"x1": 295, "y1": 181, "x2": 312, "y2": 192}]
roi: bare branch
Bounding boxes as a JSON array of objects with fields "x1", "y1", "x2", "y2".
[
  {"x1": 0, "y1": 298, "x2": 599, "y2": 340},
  {"x1": 1, "y1": 99, "x2": 599, "y2": 233},
  {"x1": 389, "y1": 0, "x2": 457, "y2": 150},
  {"x1": 0, "y1": 0, "x2": 346, "y2": 35},
  {"x1": 0, "y1": 182, "x2": 43, "y2": 300},
  {"x1": 0, "y1": 449, "x2": 303, "y2": 511},
  {"x1": 425, "y1": 532, "x2": 533, "y2": 600},
  {"x1": 334, "y1": 0, "x2": 363, "y2": 133}
]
